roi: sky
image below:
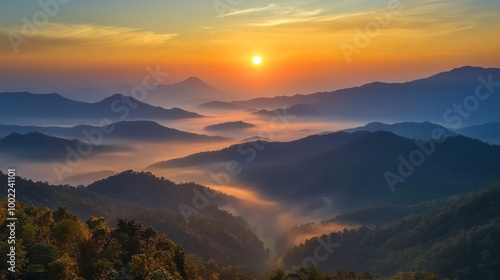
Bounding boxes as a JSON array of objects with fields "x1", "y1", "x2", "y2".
[{"x1": 1, "y1": 0, "x2": 499, "y2": 97}]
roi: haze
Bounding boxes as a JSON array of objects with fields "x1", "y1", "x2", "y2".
[
  {"x1": 1, "y1": 1, "x2": 500, "y2": 279},
  {"x1": 1, "y1": 0, "x2": 500, "y2": 96}
]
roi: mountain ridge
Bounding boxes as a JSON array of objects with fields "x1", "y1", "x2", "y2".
[
  {"x1": 227, "y1": 66, "x2": 500, "y2": 124},
  {"x1": 0, "y1": 132, "x2": 128, "y2": 161},
  {"x1": 0, "y1": 92, "x2": 202, "y2": 123},
  {"x1": 0, "y1": 120, "x2": 225, "y2": 142}
]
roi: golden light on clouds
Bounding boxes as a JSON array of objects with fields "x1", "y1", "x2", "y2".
[{"x1": 0, "y1": 0, "x2": 499, "y2": 94}]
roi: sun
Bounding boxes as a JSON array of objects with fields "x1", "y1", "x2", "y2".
[{"x1": 252, "y1": 56, "x2": 262, "y2": 65}]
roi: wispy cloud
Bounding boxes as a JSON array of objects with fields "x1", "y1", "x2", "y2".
[
  {"x1": 43, "y1": 23, "x2": 177, "y2": 46},
  {"x1": 244, "y1": 0, "x2": 487, "y2": 37},
  {"x1": 251, "y1": 8, "x2": 325, "y2": 26},
  {"x1": 0, "y1": 23, "x2": 178, "y2": 52},
  {"x1": 216, "y1": 3, "x2": 277, "y2": 18}
]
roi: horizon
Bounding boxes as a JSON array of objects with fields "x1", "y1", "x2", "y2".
[
  {"x1": 1, "y1": 64, "x2": 495, "y2": 99},
  {"x1": 1, "y1": 1, "x2": 500, "y2": 279},
  {"x1": 1, "y1": 1, "x2": 500, "y2": 97}
]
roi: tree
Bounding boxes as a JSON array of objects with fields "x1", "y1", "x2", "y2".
[{"x1": 47, "y1": 254, "x2": 81, "y2": 280}]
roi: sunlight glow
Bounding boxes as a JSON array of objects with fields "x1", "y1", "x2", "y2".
[{"x1": 253, "y1": 56, "x2": 262, "y2": 65}]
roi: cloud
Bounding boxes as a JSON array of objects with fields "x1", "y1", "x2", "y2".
[
  {"x1": 216, "y1": 4, "x2": 277, "y2": 18},
  {"x1": 0, "y1": 23, "x2": 178, "y2": 53},
  {"x1": 250, "y1": 8, "x2": 325, "y2": 26},
  {"x1": 243, "y1": 0, "x2": 487, "y2": 37}
]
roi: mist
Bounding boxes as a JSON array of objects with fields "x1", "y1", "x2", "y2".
[{"x1": 0, "y1": 109, "x2": 365, "y2": 256}]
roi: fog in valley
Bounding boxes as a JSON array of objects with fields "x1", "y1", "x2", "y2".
[{"x1": 0, "y1": 106, "x2": 365, "y2": 250}]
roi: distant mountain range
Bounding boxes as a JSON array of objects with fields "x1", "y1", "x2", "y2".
[
  {"x1": 151, "y1": 130, "x2": 371, "y2": 169},
  {"x1": 55, "y1": 66, "x2": 500, "y2": 125},
  {"x1": 59, "y1": 77, "x2": 228, "y2": 107},
  {"x1": 346, "y1": 121, "x2": 457, "y2": 140},
  {"x1": 0, "y1": 92, "x2": 202, "y2": 123},
  {"x1": 253, "y1": 104, "x2": 323, "y2": 118},
  {"x1": 217, "y1": 66, "x2": 500, "y2": 124},
  {"x1": 455, "y1": 122, "x2": 500, "y2": 145},
  {"x1": 0, "y1": 132, "x2": 127, "y2": 161},
  {"x1": 346, "y1": 121, "x2": 499, "y2": 145},
  {"x1": 144, "y1": 77, "x2": 228, "y2": 107},
  {"x1": 198, "y1": 100, "x2": 245, "y2": 110},
  {"x1": 0, "y1": 120, "x2": 226, "y2": 142},
  {"x1": 238, "y1": 132, "x2": 500, "y2": 211},
  {"x1": 204, "y1": 121, "x2": 256, "y2": 132}
]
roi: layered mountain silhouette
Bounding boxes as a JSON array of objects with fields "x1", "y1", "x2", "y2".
[
  {"x1": 0, "y1": 132, "x2": 127, "y2": 161},
  {"x1": 237, "y1": 132, "x2": 500, "y2": 211},
  {"x1": 59, "y1": 77, "x2": 228, "y2": 106},
  {"x1": 0, "y1": 92, "x2": 202, "y2": 123},
  {"x1": 204, "y1": 121, "x2": 256, "y2": 132},
  {"x1": 345, "y1": 121, "x2": 457, "y2": 140},
  {"x1": 153, "y1": 130, "x2": 500, "y2": 213},
  {"x1": 143, "y1": 77, "x2": 228, "y2": 107},
  {"x1": 253, "y1": 104, "x2": 322, "y2": 118},
  {"x1": 345, "y1": 121, "x2": 500, "y2": 145},
  {"x1": 0, "y1": 120, "x2": 224, "y2": 142},
  {"x1": 455, "y1": 122, "x2": 500, "y2": 145},
  {"x1": 226, "y1": 66, "x2": 500, "y2": 124},
  {"x1": 198, "y1": 100, "x2": 245, "y2": 110},
  {"x1": 151, "y1": 130, "x2": 371, "y2": 169},
  {"x1": 58, "y1": 84, "x2": 134, "y2": 102}
]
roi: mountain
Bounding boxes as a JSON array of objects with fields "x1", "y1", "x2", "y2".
[
  {"x1": 0, "y1": 120, "x2": 225, "y2": 142},
  {"x1": 0, "y1": 203, "x2": 209, "y2": 279},
  {"x1": 231, "y1": 66, "x2": 500, "y2": 124},
  {"x1": 204, "y1": 121, "x2": 256, "y2": 132},
  {"x1": 0, "y1": 170, "x2": 267, "y2": 271},
  {"x1": 253, "y1": 104, "x2": 323, "y2": 118},
  {"x1": 198, "y1": 101, "x2": 245, "y2": 110},
  {"x1": 153, "y1": 131, "x2": 500, "y2": 213},
  {"x1": 150, "y1": 130, "x2": 371, "y2": 169},
  {"x1": 62, "y1": 170, "x2": 117, "y2": 186},
  {"x1": 0, "y1": 92, "x2": 202, "y2": 123},
  {"x1": 280, "y1": 182, "x2": 500, "y2": 279},
  {"x1": 86, "y1": 171, "x2": 236, "y2": 211},
  {"x1": 238, "y1": 132, "x2": 500, "y2": 211},
  {"x1": 142, "y1": 77, "x2": 228, "y2": 107},
  {"x1": 58, "y1": 77, "x2": 227, "y2": 106},
  {"x1": 0, "y1": 132, "x2": 127, "y2": 161},
  {"x1": 455, "y1": 122, "x2": 500, "y2": 145},
  {"x1": 100, "y1": 121, "x2": 226, "y2": 141},
  {"x1": 345, "y1": 121, "x2": 457, "y2": 140},
  {"x1": 58, "y1": 84, "x2": 134, "y2": 102}
]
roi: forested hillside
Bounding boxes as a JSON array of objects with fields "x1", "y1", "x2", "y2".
[
  {"x1": 280, "y1": 182, "x2": 500, "y2": 279},
  {"x1": 0, "y1": 171, "x2": 266, "y2": 272},
  {"x1": 0, "y1": 204, "x2": 258, "y2": 279}
]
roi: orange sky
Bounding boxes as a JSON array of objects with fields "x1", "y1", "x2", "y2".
[{"x1": 1, "y1": 0, "x2": 499, "y2": 96}]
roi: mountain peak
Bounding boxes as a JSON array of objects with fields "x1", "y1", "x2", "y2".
[
  {"x1": 185, "y1": 76, "x2": 204, "y2": 83},
  {"x1": 427, "y1": 65, "x2": 493, "y2": 80},
  {"x1": 174, "y1": 76, "x2": 208, "y2": 87},
  {"x1": 97, "y1": 93, "x2": 140, "y2": 104}
]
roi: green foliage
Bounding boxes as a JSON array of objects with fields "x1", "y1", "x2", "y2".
[
  {"x1": 266, "y1": 266, "x2": 379, "y2": 280},
  {"x1": 0, "y1": 203, "x2": 258, "y2": 280},
  {"x1": 280, "y1": 183, "x2": 500, "y2": 280},
  {"x1": 0, "y1": 170, "x2": 266, "y2": 271},
  {"x1": 47, "y1": 254, "x2": 81, "y2": 280},
  {"x1": 386, "y1": 272, "x2": 440, "y2": 280}
]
